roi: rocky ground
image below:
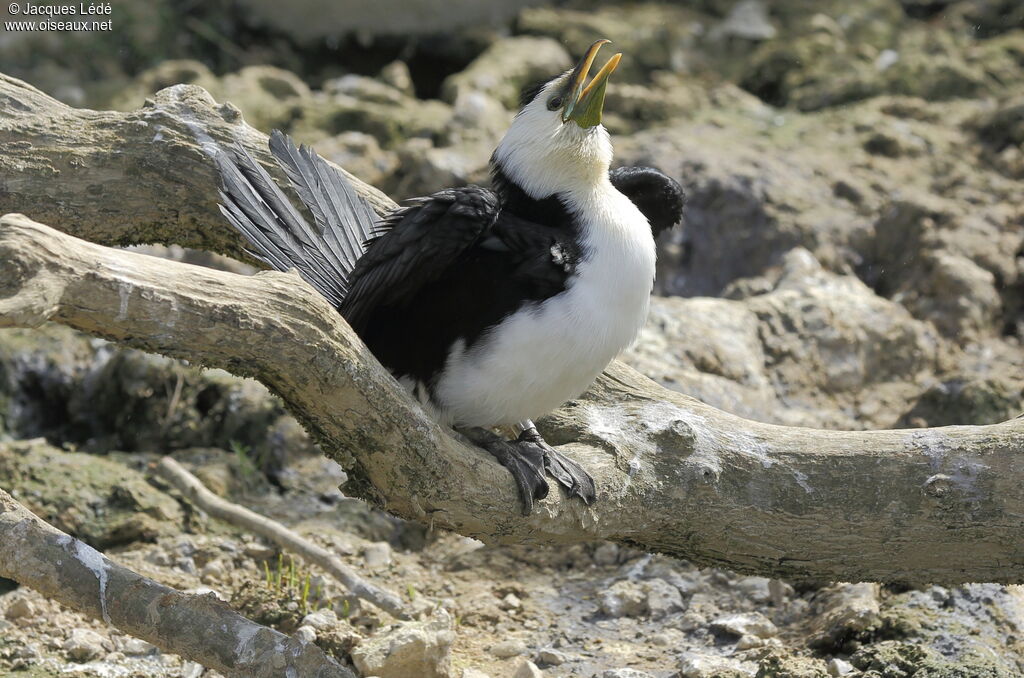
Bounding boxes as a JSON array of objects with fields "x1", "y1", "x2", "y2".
[{"x1": 1, "y1": 0, "x2": 1023, "y2": 676}]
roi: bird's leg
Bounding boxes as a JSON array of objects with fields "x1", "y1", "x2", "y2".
[
  {"x1": 457, "y1": 423, "x2": 597, "y2": 515},
  {"x1": 514, "y1": 420, "x2": 597, "y2": 506},
  {"x1": 456, "y1": 426, "x2": 549, "y2": 516}
]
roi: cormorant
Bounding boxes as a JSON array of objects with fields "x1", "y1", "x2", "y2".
[{"x1": 216, "y1": 40, "x2": 685, "y2": 514}]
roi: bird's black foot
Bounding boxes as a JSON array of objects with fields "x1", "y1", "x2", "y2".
[
  {"x1": 458, "y1": 425, "x2": 596, "y2": 515},
  {"x1": 516, "y1": 424, "x2": 596, "y2": 508}
]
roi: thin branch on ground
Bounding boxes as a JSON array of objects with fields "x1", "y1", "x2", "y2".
[{"x1": 155, "y1": 456, "x2": 408, "y2": 619}]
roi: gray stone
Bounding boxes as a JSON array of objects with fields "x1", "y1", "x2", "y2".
[
  {"x1": 350, "y1": 609, "x2": 455, "y2": 678},
  {"x1": 536, "y1": 648, "x2": 569, "y2": 666},
  {"x1": 302, "y1": 608, "x2": 339, "y2": 631},
  {"x1": 601, "y1": 670, "x2": 656, "y2": 678},
  {"x1": 678, "y1": 651, "x2": 751, "y2": 678},
  {"x1": 827, "y1": 658, "x2": 856, "y2": 676},
  {"x1": 120, "y1": 637, "x2": 156, "y2": 656},
  {"x1": 490, "y1": 638, "x2": 528, "y2": 658},
  {"x1": 295, "y1": 625, "x2": 317, "y2": 644},
  {"x1": 363, "y1": 541, "x2": 393, "y2": 569},
  {"x1": 63, "y1": 628, "x2": 110, "y2": 662},
  {"x1": 513, "y1": 660, "x2": 543, "y2": 678},
  {"x1": 711, "y1": 612, "x2": 778, "y2": 639},
  {"x1": 4, "y1": 597, "x2": 37, "y2": 621}
]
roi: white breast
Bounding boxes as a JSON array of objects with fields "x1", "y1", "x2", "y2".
[{"x1": 434, "y1": 184, "x2": 656, "y2": 427}]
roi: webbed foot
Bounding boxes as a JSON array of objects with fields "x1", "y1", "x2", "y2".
[
  {"x1": 516, "y1": 424, "x2": 596, "y2": 506},
  {"x1": 458, "y1": 423, "x2": 596, "y2": 515}
]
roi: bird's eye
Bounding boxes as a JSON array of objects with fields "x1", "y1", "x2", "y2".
[{"x1": 547, "y1": 96, "x2": 563, "y2": 111}]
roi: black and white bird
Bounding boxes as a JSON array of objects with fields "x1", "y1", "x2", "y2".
[{"x1": 216, "y1": 40, "x2": 685, "y2": 514}]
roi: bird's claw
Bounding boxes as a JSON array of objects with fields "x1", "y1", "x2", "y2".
[{"x1": 516, "y1": 428, "x2": 597, "y2": 506}]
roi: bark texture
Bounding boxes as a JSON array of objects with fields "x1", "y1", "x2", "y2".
[
  {"x1": 0, "y1": 488, "x2": 355, "y2": 678},
  {"x1": 2, "y1": 212, "x2": 1023, "y2": 585},
  {"x1": 0, "y1": 73, "x2": 393, "y2": 262}
]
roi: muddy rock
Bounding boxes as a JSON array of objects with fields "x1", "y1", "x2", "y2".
[
  {"x1": 755, "y1": 649, "x2": 830, "y2": 677},
  {"x1": 63, "y1": 628, "x2": 111, "y2": 662},
  {"x1": 899, "y1": 377, "x2": 1023, "y2": 426},
  {"x1": 599, "y1": 578, "x2": 684, "y2": 619},
  {"x1": 807, "y1": 583, "x2": 881, "y2": 649},
  {"x1": 0, "y1": 439, "x2": 183, "y2": 548},
  {"x1": 351, "y1": 609, "x2": 456, "y2": 678}
]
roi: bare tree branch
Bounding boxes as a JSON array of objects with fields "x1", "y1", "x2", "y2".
[
  {"x1": 0, "y1": 487, "x2": 356, "y2": 678},
  {"x1": 0, "y1": 73, "x2": 394, "y2": 262},
  {"x1": 3, "y1": 212, "x2": 1023, "y2": 585},
  {"x1": 155, "y1": 456, "x2": 408, "y2": 619}
]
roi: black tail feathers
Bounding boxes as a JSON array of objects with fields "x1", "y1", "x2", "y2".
[{"x1": 215, "y1": 130, "x2": 378, "y2": 308}]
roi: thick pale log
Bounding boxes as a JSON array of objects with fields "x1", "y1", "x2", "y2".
[
  {"x1": 0, "y1": 73, "x2": 394, "y2": 261},
  {"x1": 0, "y1": 487, "x2": 355, "y2": 678},
  {"x1": 2, "y1": 212, "x2": 1023, "y2": 585}
]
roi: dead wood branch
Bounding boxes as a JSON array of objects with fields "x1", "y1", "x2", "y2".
[
  {"x1": 0, "y1": 73, "x2": 394, "y2": 262},
  {"x1": 0, "y1": 487, "x2": 356, "y2": 678},
  {"x1": 155, "y1": 457, "x2": 408, "y2": 619},
  {"x1": 2, "y1": 212, "x2": 1024, "y2": 585}
]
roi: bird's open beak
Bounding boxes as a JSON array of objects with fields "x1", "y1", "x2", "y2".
[{"x1": 562, "y1": 39, "x2": 622, "y2": 129}]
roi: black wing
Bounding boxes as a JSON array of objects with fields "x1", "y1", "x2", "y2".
[
  {"x1": 610, "y1": 166, "x2": 686, "y2": 238},
  {"x1": 216, "y1": 131, "x2": 378, "y2": 308},
  {"x1": 341, "y1": 186, "x2": 501, "y2": 331}
]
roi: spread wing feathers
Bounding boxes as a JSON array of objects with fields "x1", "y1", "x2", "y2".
[
  {"x1": 610, "y1": 166, "x2": 686, "y2": 238},
  {"x1": 341, "y1": 186, "x2": 500, "y2": 330},
  {"x1": 216, "y1": 131, "x2": 381, "y2": 308},
  {"x1": 216, "y1": 143, "x2": 348, "y2": 307},
  {"x1": 267, "y1": 130, "x2": 378, "y2": 272}
]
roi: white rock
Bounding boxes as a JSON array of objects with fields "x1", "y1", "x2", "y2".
[
  {"x1": 735, "y1": 634, "x2": 765, "y2": 650},
  {"x1": 350, "y1": 609, "x2": 455, "y2": 678},
  {"x1": 601, "y1": 670, "x2": 656, "y2": 678},
  {"x1": 181, "y1": 661, "x2": 205, "y2": 678},
  {"x1": 500, "y1": 593, "x2": 522, "y2": 610},
  {"x1": 827, "y1": 658, "x2": 856, "y2": 676},
  {"x1": 461, "y1": 670, "x2": 491, "y2": 678},
  {"x1": 301, "y1": 608, "x2": 339, "y2": 631},
  {"x1": 600, "y1": 580, "x2": 647, "y2": 617},
  {"x1": 645, "y1": 578, "x2": 685, "y2": 620},
  {"x1": 63, "y1": 628, "x2": 110, "y2": 662},
  {"x1": 363, "y1": 542, "x2": 393, "y2": 569},
  {"x1": 295, "y1": 625, "x2": 317, "y2": 644},
  {"x1": 514, "y1": 660, "x2": 543, "y2": 678},
  {"x1": 678, "y1": 652, "x2": 752, "y2": 678},
  {"x1": 120, "y1": 637, "x2": 156, "y2": 656}
]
